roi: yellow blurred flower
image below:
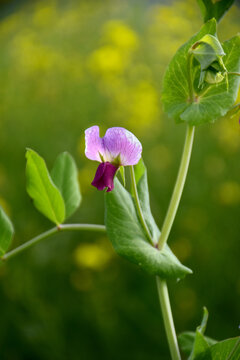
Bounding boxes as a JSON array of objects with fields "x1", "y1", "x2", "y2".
[
  {"x1": 214, "y1": 116, "x2": 240, "y2": 153},
  {"x1": 74, "y1": 239, "x2": 112, "y2": 271},
  {"x1": 33, "y1": 2, "x2": 57, "y2": 27},
  {"x1": 102, "y1": 20, "x2": 139, "y2": 51},
  {"x1": 216, "y1": 181, "x2": 240, "y2": 206},
  {"x1": 88, "y1": 45, "x2": 128, "y2": 75}
]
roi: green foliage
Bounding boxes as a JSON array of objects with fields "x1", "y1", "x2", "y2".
[
  {"x1": 196, "y1": 337, "x2": 240, "y2": 360},
  {"x1": 0, "y1": 1, "x2": 239, "y2": 358},
  {"x1": 178, "y1": 308, "x2": 240, "y2": 360},
  {"x1": 162, "y1": 19, "x2": 240, "y2": 125},
  {"x1": 51, "y1": 152, "x2": 81, "y2": 219},
  {"x1": 0, "y1": 206, "x2": 14, "y2": 256},
  {"x1": 26, "y1": 149, "x2": 65, "y2": 225},
  {"x1": 105, "y1": 162, "x2": 192, "y2": 279},
  {"x1": 178, "y1": 308, "x2": 217, "y2": 359},
  {"x1": 182, "y1": 34, "x2": 240, "y2": 124},
  {"x1": 178, "y1": 332, "x2": 217, "y2": 356},
  {"x1": 197, "y1": 0, "x2": 235, "y2": 23},
  {"x1": 188, "y1": 308, "x2": 212, "y2": 359}
]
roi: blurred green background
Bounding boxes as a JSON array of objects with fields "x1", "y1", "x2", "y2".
[{"x1": 0, "y1": 0, "x2": 240, "y2": 359}]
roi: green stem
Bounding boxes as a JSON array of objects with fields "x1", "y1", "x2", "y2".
[
  {"x1": 187, "y1": 52, "x2": 194, "y2": 102},
  {"x1": 154, "y1": 48, "x2": 195, "y2": 360},
  {"x1": 130, "y1": 165, "x2": 154, "y2": 246},
  {"x1": 228, "y1": 72, "x2": 240, "y2": 76},
  {"x1": 130, "y1": 165, "x2": 180, "y2": 358},
  {"x1": 0, "y1": 224, "x2": 106, "y2": 261},
  {"x1": 156, "y1": 278, "x2": 181, "y2": 360},
  {"x1": 158, "y1": 125, "x2": 195, "y2": 250}
]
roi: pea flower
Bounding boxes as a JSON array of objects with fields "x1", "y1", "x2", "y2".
[{"x1": 85, "y1": 126, "x2": 142, "y2": 192}]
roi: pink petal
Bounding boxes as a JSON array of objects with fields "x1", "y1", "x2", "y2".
[
  {"x1": 85, "y1": 126, "x2": 104, "y2": 162},
  {"x1": 103, "y1": 127, "x2": 142, "y2": 166}
]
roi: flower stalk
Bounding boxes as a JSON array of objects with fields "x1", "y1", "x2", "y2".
[{"x1": 130, "y1": 165, "x2": 154, "y2": 246}]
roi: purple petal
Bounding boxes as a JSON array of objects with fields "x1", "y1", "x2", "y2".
[
  {"x1": 91, "y1": 162, "x2": 118, "y2": 192},
  {"x1": 103, "y1": 127, "x2": 142, "y2": 166},
  {"x1": 85, "y1": 126, "x2": 104, "y2": 162}
]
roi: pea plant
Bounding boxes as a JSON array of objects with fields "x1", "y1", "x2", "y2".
[{"x1": 0, "y1": 1, "x2": 240, "y2": 359}]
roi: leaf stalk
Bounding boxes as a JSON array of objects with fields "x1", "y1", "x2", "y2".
[{"x1": 0, "y1": 224, "x2": 106, "y2": 261}]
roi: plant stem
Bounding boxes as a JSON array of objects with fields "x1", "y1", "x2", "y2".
[
  {"x1": 156, "y1": 278, "x2": 181, "y2": 360},
  {"x1": 228, "y1": 72, "x2": 240, "y2": 76},
  {"x1": 0, "y1": 224, "x2": 106, "y2": 261},
  {"x1": 154, "y1": 47, "x2": 195, "y2": 360},
  {"x1": 130, "y1": 165, "x2": 180, "y2": 358},
  {"x1": 130, "y1": 165, "x2": 154, "y2": 246},
  {"x1": 187, "y1": 52, "x2": 194, "y2": 102},
  {"x1": 158, "y1": 125, "x2": 195, "y2": 250}
]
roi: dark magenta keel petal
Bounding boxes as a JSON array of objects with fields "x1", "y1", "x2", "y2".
[{"x1": 91, "y1": 162, "x2": 118, "y2": 192}]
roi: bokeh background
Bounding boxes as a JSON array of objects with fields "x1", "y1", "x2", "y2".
[{"x1": 0, "y1": 0, "x2": 240, "y2": 359}]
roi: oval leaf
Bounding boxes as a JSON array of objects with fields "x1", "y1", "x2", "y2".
[
  {"x1": 162, "y1": 19, "x2": 240, "y2": 125},
  {"x1": 26, "y1": 149, "x2": 65, "y2": 225},
  {"x1": 105, "y1": 176, "x2": 192, "y2": 280},
  {"x1": 51, "y1": 152, "x2": 81, "y2": 219},
  {"x1": 0, "y1": 206, "x2": 14, "y2": 256}
]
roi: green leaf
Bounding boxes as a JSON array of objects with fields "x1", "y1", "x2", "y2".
[
  {"x1": 51, "y1": 152, "x2": 81, "y2": 219},
  {"x1": 197, "y1": 0, "x2": 235, "y2": 23},
  {"x1": 162, "y1": 19, "x2": 240, "y2": 125},
  {"x1": 0, "y1": 207, "x2": 14, "y2": 256},
  {"x1": 188, "y1": 307, "x2": 211, "y2": 360},
  {"x1": 178, "y1": 332, "x2": 217, "y2": 357},
  {"x1": 196, "y1": 337, "x2": 240, "y2": 360},
  {"x1": 105, "y1": 176, "x2": 192, "y2": 279},
  {"x1": 26, "y1": 149, "x2": 65, "y2": 225}
]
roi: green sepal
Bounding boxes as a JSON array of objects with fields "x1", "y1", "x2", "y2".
[
  {"x1": 105, "y1": 167, "x2": 192, "y2": 279},
  {"x1": 26, "y1": 149, "x2": 65, "y2": 225},
  {"x1": 51, "y1": 152, "x2": 81, "y2": 219},
  {"x1": 118, "y1": 166, "x2": 126, "y2": 187},
  {"x1": 190, "y1": 34, "x2": 227, "y2": 88},
  {"x1": 197, "y1": 0, "x2": 235, "y2": 23},
  {"x1": 191, "y1": 34, "x2": 225, "y2": 71},
  {"x1": 0, "y1": 206, "x2": 14, "y2": 256}
]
